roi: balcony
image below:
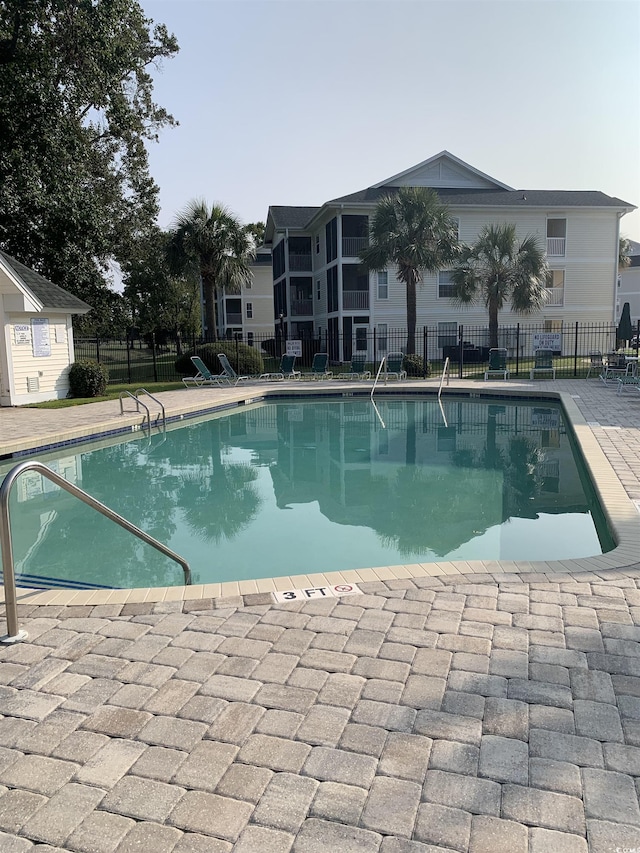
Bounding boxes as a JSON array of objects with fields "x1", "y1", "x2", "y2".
[
  {"x1": 288, "y1": 253, "x2": 312, "y2": 271},
  {"x1": 225, "y1": 313, "x2": 243, "y2": 325},
  {"x1": 291, "y1": 299, "x2": 313, "y2": 316},
  {"x1": 343, "y1": 290, "x2": 369, "y2": 310},
  {"x1": 547, "y1": 237, "x2": 565, "y2": 257},
  {"x1": 342, "y1": 237, "x2": 367, "y2": 257},
  {"x1": 545, "y1": 288, "x2": 564, "y2": 306}
]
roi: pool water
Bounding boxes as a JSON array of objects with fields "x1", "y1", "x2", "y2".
[{"x1": 4, "y1": 397, "x2": 613, "y2": 588}]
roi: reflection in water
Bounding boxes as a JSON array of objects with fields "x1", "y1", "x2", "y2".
[{"x1": 3, "y1": 397, "x2": 611, "y2": 587}]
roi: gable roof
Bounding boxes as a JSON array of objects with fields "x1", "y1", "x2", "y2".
[
  {"x1": 0, "y1": 251, "x2": 91, "y2": 314},
  {"x1": 372, "y1": 150, "x2": 513, "y2": 191}
]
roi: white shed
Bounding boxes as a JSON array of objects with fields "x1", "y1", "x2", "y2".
[{"x1": 0, "y1": 250, "x2": 91, "y2": 406}]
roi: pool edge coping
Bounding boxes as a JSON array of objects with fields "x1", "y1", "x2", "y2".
[{"x1": 3, "y1": 381, "x2": 639, "y2": 608}]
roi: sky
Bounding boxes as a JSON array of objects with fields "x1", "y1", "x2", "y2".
[{"x1": 140, "y1": 0, "x2": 640, "y2": 242}]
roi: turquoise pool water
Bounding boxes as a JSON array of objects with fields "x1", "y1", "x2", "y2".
[{"x1": 4, "y1": 397, "x2": 613, "y2": 588}]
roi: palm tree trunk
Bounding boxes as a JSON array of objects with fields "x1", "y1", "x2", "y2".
[
  {"x1": 203, "y1": 276, "x2": 218, "y2": 342},
  {"x1": 489, "y1": 298, "x2": 499, "y2": 350},
  {"x1": 406, "y1": 274, "x2": 417, "y2": 355}
]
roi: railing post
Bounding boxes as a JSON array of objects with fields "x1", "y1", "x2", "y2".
[
  {"x1": 574, "y1": 321, "x2": 579, "y2": 377},
  {"x1": 423, "y1": 327, "x2": 428, "y2": 378},
  {"x1": 152, "y1": 332, "x2": 158, "y2": 381},
  {"x1": 457, "y1": 325, "x2": 463, "y2": 379},
  {"x1": 516, "y1": 324, "x2": 520, "y2": 376},
  {"x1": 0, "y1": 474, "x2": 27, "y2": 642},
  {"x1": 126, "y1": 339, "x2": 132, "y2": 384},
  {"x1": 96, "y1": 337, "x2": 100, "y2": 363}
]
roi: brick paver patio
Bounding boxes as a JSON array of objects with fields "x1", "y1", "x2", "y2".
[{"x1": 0, "y1": 377, "x2": 639, "y2": 851}]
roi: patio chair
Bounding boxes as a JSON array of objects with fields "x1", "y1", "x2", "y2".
[
  {"x1": 301, "y1": 353, "x2": 333, "y2": 380},
  {"x1": 530, "y1": 349, "x2": 556, "y2": 380},
  {"x1": 586, "y1": 350, "x2": 604, "y2": 380},
  {"x1": 484, "y1": 348, "x2": 509, "y2": 381},
  {"x1": 259, "y1": 353, "x2": 301, "y2": 382},
  {"x1": 217, "y1": 352, "x2": 251, "y2": 385},
  {"x1": 338, "y1": 353, "x2": 371, "y2": 381},
  {"x1": 616, "y1": 362, "x2": 640, "y2": 393},
  {"x1": 600, "y1": 353, "x2": 633, "y2": 385},
  {"x1": 385, "y1": 352, "x2": 407, "y2": 381},
  {"x1": 182, "y1": 355, "x2": 230, "y2": 388}
]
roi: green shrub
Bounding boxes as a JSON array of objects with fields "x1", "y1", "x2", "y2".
[
  {"x1": 403, "y1": 354, "x2": 430, "y2": 377},
  {"x1": 68, "y1": 360, "x2": 109, "y2": 397},
  {"x1": 175, "y1": 342, "x2": 264, "y2": 377}
]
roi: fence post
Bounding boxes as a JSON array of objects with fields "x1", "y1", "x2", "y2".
[
  {"x1": 126, "y1": 338, "x2": 131, "y2": 384},
  {"x1": 515, "y1": 325, "x2": 520, "y2": 376},
  {"x1": 457, "y1": 325, "x2": 463, "y2": 379},
  {"x1": 422, "y1": 327, "x2": 428, "y2": 378},
  {"x1": 373, "y1": 327, "x2": 377, "y2": 374},
  {"x1": 96, "y1": 337, "x2": 100, "y2": 363},
  {"x1": 573, "y1": 321, "x2": 579, "y2": 376},
  {"x1": 151, "y1": 332, "x2": 158, "y2": 382},
  {"x1": 235, "y1": 334, "x2": 240, "y2": 370}
]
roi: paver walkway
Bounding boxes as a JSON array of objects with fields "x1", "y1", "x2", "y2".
[
  {"x1": 0, "y1": 569, "x2": 640, "y2": 852},
  {"x1": 1, "y1": 377, "x2": 640, "y2": 851}
]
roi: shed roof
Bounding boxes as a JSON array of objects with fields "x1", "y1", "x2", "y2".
[{"x1": 0, "y1": 251, "x2": 91, "y2": 314}]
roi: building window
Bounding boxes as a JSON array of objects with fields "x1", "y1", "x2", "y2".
[
  {"x1": 246, "y1": 302, "x2": 253, "y2": 319},
  {"x1": 355, "y1": 327, "x2": 368, "y2": 351},
  {"x1": 438, "y1": 270, "x2": 455, "y2": 298},
  {"x1": 437, "y1": 321, "x2": 457, "y2": 348},
  {"x1": 545, "y1": 270, "x2": 565, "y2": 306},
  {"x1": 377, "y1": 271, "x2": 388, "y2": 299},
  {"x1": 315, "y1": 235, "x2": 320, "y2": 254},
  {"x1": 247, "y1": 332, "x2": 254, "y2": 346},
  {"x1": 377, "y1": 323, "x2": 388, "y2": 352},
  {"x1": 327, "y1": 266, "x2": 338, "y2": 312},
  {"x1": 317, "y1": 279, "x2": 321, "y2": 300},
  {"x1": 547, "y1": 219, "x2": 566, "y2": 256},
  {"x1": 544, "y1": 319, "x2": 562, "y2": 333}
]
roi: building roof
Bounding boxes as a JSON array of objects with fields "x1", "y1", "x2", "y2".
[
  {"x1": 0, "y1": 250, "x2": 91, "y2": 314},
  {"x1": 327, "y1": 186, "x2": 634, "y2": 210},
  {"x1": 268, "y1": 206, "x2": 322, "y2": 230}
]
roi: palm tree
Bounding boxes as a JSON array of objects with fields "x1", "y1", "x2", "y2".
[
  {"x1": 359, "y1": 187, "x2": 460, "y2": 354},
  {"x1": 168, "y1": 200, "x2": 255, "y2": 341},
  {"x1": 450, "y1": 223, "x2": 548, "y2": 349}
]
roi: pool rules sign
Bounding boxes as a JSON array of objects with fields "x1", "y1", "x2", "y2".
[{"x1": 273, "y1": 583, "x2": 361, "y2": 602}]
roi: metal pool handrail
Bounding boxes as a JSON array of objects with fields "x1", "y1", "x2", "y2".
[
  {"x1": 371, "y1": 356, "x2": 387, "y2": 399},
  {"x1": 438, "y1": 357, "x2": 450, "y2": 398},
  {"x1": 0, "y1": 461, "x2": 191, "y2": 643},
  {"x1": 135, "y1": 388, "x2": 166, "y2": 428},
  {"x1": 120, "y1": 390, "x2": 151, "y2": 432}
]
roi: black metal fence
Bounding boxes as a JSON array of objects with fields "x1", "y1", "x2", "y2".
[{"x1": 75, "y1": 320, "x2": 640, "y2": 385}]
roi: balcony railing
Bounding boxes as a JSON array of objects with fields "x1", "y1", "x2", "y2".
[
  {"x1": 342, "y1": 237, "x2": 367, "y2": 257},
  {"x1": 545, "y1": 287, "x2": 564, "y2": 306},
  {"x1": 547, "y1": 237, "x2": 566, "y2": 256},
  {"x1": 288, "y1": 253, "x2": 312, "y2": 271},
  {"x1": 291, "y1": 299, "x2": 313, "y2": 316},
  {"x1": 225, "y1": 313, "x2": 243, "y2": 325},
  {"x1": 343, "y1": 290, "x2": 369, "y2": 310}
]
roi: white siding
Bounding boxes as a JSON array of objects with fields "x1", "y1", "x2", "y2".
[{"x1": 6, "y1": 313, "x2": 73, "y2": 404}]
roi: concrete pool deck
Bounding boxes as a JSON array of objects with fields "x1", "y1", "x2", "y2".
[{"x1": 0, "y1": 378, "x2": 639, "y2": 851}]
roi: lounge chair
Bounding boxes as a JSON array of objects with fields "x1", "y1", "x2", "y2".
[
  {"x1": 301, "y1": 353, "x2": 333, "y2": 380},
  {"x1": 616, "y1": 362, "x2": 640, "y2": 393},
  {"x1": 182, "y1": 355, "x2": 230, "y2": 388},
  {"x1": 217, "y1": 352, "x2": 251, "y2": 385},
  {"x1": 385, "y1": 352, "x2": 407, "y2": 381},
  {"x1": 600, "y1": 353, "x2": 633, "y2": 385},
  {"x1": 484, "y1": 348, "x2": 509, "y2": 381},
  {"x1": 338, "y1": 354, "x2": 371, "y2": 381},
  {"x1": 586, "y1": 350, "x2": 604, "y2": 379},
  {"x1": 530, "y1": 349, "x2": 556, "y2": 380},
  {"x1": 259, "y1": 354, "x2": 301, "y2": 382}
]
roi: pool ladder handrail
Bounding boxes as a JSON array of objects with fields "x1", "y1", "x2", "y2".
[
  {"x1": 438, "y1": 357, "x2": 450, "y2": 398},
  {"x1": 135, "y1": 388, "x2": 166, "y2": 429},
  {"x1": 0, "y1": 460, "x2": 192, "y2": 644},
  {"x1": 370, "y1": 355, "x2": 387, "y2": 400},
  {"x1": 119, "y1": 389, "x2": 166, "y2": 433}
]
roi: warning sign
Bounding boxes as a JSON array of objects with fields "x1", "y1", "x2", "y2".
[{"x1": 273, "y1": 583, "x2": 361, "y2": 603}]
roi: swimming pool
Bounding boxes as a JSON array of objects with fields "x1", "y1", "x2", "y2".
[{"x1": 3, "y1": 396, "x2": 613, "y2": 589}]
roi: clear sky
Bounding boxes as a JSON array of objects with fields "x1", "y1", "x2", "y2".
[{"x1": 141, "y1": 0, "x2": 640, "y2": 241}]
